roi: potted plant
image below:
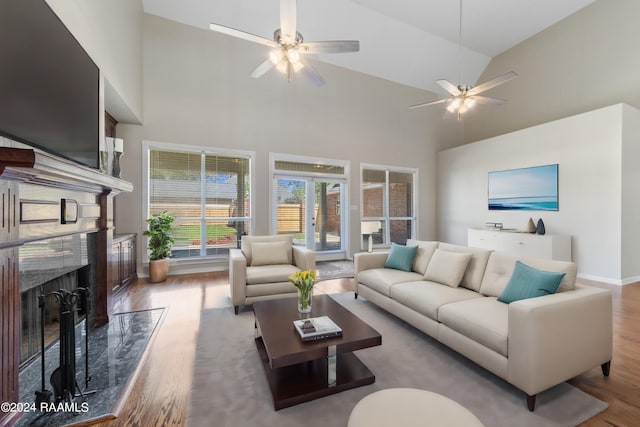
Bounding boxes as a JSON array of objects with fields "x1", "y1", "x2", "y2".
[{"x1": 143, "y1": 211, "x2": 175, "y2": 283}]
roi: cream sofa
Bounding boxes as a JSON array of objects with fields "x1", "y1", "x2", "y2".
[
  {"x1": 354, "y1": 240, "x2": 612, "y2": 411},
  {"x1": 229, "y1": 235, "x2": 315, "y2": 314}
]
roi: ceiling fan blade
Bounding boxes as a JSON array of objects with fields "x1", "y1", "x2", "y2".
[
  {"x1": 436, "y1": 79, "x2": 462, "y2": 96},
  {"x1": 250, "y1": 58, "x2": 276, "y2": 78},
  {"x1": 299, "y1": 58, "x2": 325, "y2": 87},
  {"x1": 471, "y1": 95, "x2": 506, "y2": 105},
  {"x1": 209, "y1": 22, "x2": 277, "y2": 48},
  {"x1": 409, "y1": 98, "x2": 449, "y2": 109},
  {"x1": 467, "y1": 71, "x2": 517, "y2": 96},
  {"x1": 279, "y1": 0, "x2": 297, "y2": 43},
  {"x1": 299, "y1": 40, "x2": 360, "y2": 55}
]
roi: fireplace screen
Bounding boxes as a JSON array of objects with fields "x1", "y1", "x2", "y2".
[
  {"x1": 19, "y1": 234, "x2": 90, "y2": 366},
  {"x1": 20, "y1": 271, "x2": 90, "y2": 366}
]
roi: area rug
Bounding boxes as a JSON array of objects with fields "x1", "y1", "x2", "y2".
[
  {"x1": 315, "y1": 260, "x2": 354, "y2": 281},
  {"x1": 187, "y1": 293, "x2": 607, "y2": 427}
]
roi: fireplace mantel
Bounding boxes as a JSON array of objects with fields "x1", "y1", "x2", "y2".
[
  {"x1": 0, "y1": 147, "x2": 133, "y2": 194},
  {"x1": 0, "y1": 146, "x2": 133, "y2": 426}
]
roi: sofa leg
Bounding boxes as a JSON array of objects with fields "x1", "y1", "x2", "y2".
[
  {"x1": 526, "y1": 394, "x2": 536, "y2": 412},
  {"x1": 601, "y1": 361, "x2": 611, "y2": 376},
  {"x1": 234, "y1": 305, "x2": 239, "y2": 315},
  {"x1": 354, "y1": 292, "x2": 358, "y2": 299}
]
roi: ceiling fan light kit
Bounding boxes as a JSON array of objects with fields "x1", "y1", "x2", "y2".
[
  {"x1": 446, "y1": 95, "x2": 476, "y2": 114},
  {"x1": 209, "y1": 0, "x2": 359, "y2": 86},
  {"x1": 410, "y1": 0, "x2": 517, "y2": 119}
]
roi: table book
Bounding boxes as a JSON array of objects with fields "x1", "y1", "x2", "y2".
[{"x1": 293, "y1": 316, "x2": 343, "y2": 341}]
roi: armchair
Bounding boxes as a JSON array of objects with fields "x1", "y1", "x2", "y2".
[{"x1": 229, "y1": 235, "x2": 315, "y2": 314}]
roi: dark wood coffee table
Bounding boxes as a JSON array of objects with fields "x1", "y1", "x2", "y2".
[{"x1": 253, "y1": 294, "x2": 382, "y2": 410}]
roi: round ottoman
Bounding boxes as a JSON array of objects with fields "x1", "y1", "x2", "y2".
[{"x1": 348, "y1": 388, "x2": 485, "y2": 427}]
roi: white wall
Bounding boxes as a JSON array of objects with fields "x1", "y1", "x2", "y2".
[
  {"x1": 437, "y1": 104, "x2": 640, "y2": 284},
  {"x1": 116, "y1": 14, "x2": 455, "y2": 275},
  {"x1": 621, "y1": 105, "x2": 640, "y2": 281},
  {"x1": 45, "y1": 0, "x2": 143, "y2": 123}
]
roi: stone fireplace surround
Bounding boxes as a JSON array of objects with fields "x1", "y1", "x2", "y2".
[{"x1": 0, "y1": 145, "x2": 132, "y2": 427}]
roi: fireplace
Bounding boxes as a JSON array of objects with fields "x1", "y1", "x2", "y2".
[
  {"x1": 0, "y1": 145, "x2": 133, "y2": 426},
  {"x1": 19, "y1": 233, "x2": 93, "y2": 367}
]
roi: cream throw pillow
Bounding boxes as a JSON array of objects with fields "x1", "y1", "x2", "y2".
[
  {"x1": 424, "y1": 249, "x2": 472, "y2": 288},
  {"x1": 250, "y1": 241, "x2": 290, "y2": 266},
  {"x1": 407, "y1": 240, "x2": 439, "y2": 274}
]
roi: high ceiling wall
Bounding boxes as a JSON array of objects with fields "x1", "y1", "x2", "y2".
[{"x1": 462, "y1": 0, "x2": 640, "y2": 145}]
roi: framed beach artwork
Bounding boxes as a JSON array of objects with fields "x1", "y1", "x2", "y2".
[{"x1": 488, "y1": 164, "x2": 559, "y2": 211}]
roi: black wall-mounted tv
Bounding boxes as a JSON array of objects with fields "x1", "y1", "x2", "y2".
[
  {"x1": 0, "y1": 0, "x2": 100, "y2": 169},
  {"x1": 488, "y1": 164, "x2": 559, "y2": 211}
]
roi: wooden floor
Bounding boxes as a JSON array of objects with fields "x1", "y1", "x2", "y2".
[{"x1": 93, "y1": 273, "x2": 640, "y2": 427}]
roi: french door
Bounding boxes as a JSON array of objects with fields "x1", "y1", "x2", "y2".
[{"x1": 274, "y1": 176, "x2": 346, "y2": 255}]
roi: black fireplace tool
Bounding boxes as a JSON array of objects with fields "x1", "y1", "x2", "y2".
[
  {"x1": 34, "y1": 294, "x2": 52, "y2": 405},
  {"x1": 37, "y1": 287, "x2": 95, "y2": 405}
]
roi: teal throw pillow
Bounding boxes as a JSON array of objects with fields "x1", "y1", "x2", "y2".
[
  {"x1": 498, "y1": 261, "x2": 566, "y2": 304},
  {"x1": 384, "y1": 243, "x2": 418, "y2": 272}
]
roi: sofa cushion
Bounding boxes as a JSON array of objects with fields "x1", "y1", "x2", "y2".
[
  {"x1": 250, "y1": 241, "x2": 290, "y2": 266},
  {"x1": 245, "y1": 281, "x2": 297, "y2": 297},
  {"x1": 438, "y1": 243, "x2": 492, "y2": 292},
  {"x1": 480, "y1": 252, "x2": 577, "y2": 297},
  {"x1": 424, "y1": 249, "x2": 472, "y2": 288},
  {"x1": 407, "y1": 239, "x2": 439, "y2": 274},
  {"x1": 241, "y1": 235, "x2": 293, "y2": 265},
  {"x1": 390, "y1": 280, "x2": 483, "y2": 321},
  {"x1": 497, "y1": 261, "x2": 565, "y2": 303},
  {"x1": 384, "y1": 243, "x2": 418, "y2": 272},
  {"x1": 246, "y1": 264, "x2": 300, "y2": 285},
  {"x1": 438, "y1": 297, "x2": 509, "y2": 357},
  {"x1": 358, "y1": 268, "x2": 424, "y2": 297}
]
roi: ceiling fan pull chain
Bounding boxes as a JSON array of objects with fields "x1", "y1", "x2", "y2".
[{"x1": 458, "y1": 0, "x2": 463, "y2": 86}]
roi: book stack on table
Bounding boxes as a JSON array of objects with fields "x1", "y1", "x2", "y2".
[{"x1": 293, "y1": 316, "x2": 343, "y2": 342}]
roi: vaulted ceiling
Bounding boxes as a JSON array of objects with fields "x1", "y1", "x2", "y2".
[{"x1": 143, "y1": 0, "x2": 595, "y2": 95}]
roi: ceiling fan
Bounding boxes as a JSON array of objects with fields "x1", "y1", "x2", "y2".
[
  {"x1": 209, "y1": 0, "x2": 360, "y2": 86},
  {"x1": 410, "y1": 71, "x2": 517, "y2": 117},
  {"x1": 409, "y1": 0, "x2": 516, "y2": 119}
]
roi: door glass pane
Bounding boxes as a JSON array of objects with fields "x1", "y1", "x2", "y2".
[
  {"x1": 275, "y1": 178, "x2": 307, "y2": 246},
  {"x1": 389, "y1": 171, "x2": 413, "y2": 217},
  {"x1": 274, "y1": 160, "x2": 344, "y2": 175},
  {"x1": 315, "y1": 181, "x2": 342, "y2": 251}
]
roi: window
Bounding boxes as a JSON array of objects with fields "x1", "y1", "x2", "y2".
[
  {"x1": 145, "y1": 143, "x2": 252, "y2": 259},
  {"x1": 361, "y1": 165, "x2": 417, "y2": 248}
]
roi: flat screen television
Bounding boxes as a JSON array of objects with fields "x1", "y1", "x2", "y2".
[
  {"x1": 488, "y1": 164, "x2": 559, "y2": 211},
  {"x1": 0, "y1": 0, "x2": 100, "y2": 169}
]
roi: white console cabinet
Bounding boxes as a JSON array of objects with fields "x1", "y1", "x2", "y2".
[{"x1": 468, "y1": 228, "x2": 572, "y2": 261}]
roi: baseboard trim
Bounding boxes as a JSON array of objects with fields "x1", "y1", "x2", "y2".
[{"x1": 577, "y1": 273, "x2": 640, "y2": 286}]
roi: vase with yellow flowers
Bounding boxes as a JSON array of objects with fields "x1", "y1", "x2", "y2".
[{"x1": 289, "y1": 270, "x2": 317, "y2": 314}]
